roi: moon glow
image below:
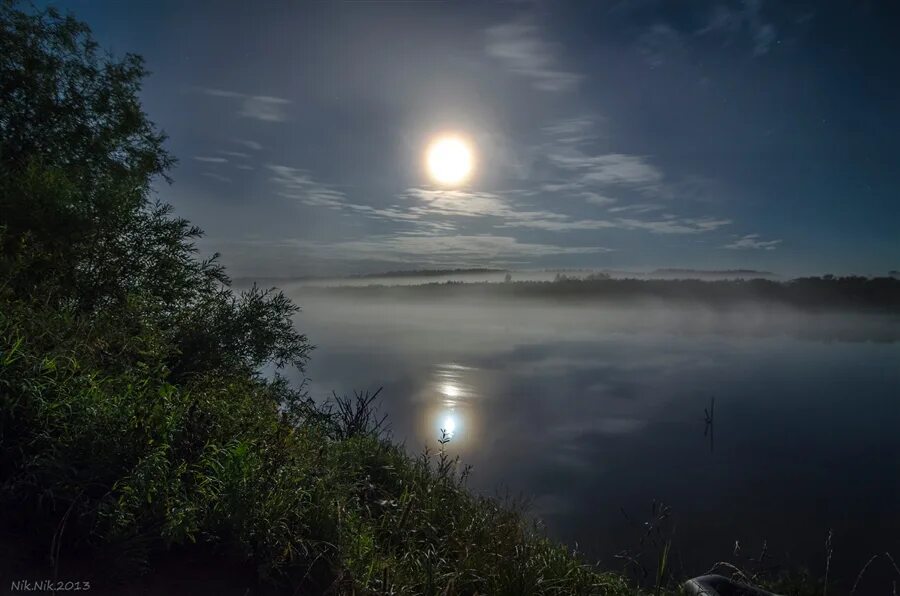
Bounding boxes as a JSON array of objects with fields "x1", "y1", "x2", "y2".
[{"x1": 425, "y1": 135, "x2": 474, "y2": 186}]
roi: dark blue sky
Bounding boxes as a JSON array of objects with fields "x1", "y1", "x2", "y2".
[{"x1": 60, "y1": 0, "x2": 899, "y2": 276}]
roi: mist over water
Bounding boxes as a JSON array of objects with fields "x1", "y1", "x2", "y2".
[{"x1": 283, "y1": 284, "x2": 900, "y2": 588}]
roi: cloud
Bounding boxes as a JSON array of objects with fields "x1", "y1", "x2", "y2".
[
  {"x1": 636, "y1": 23, "x2": 686, "y2": 67},
  {"x1": 268, "y1": 165, "x2": 349, "y2": 208},
  {"x1": 485, "y1": 20, "x2": 581, "y2": 92},
  {"x1": 697, "y1": 1, "x2": 778, "y2": 57},
  {"x1": 608, "y1": 203, "x2": 664, "y2": 214},
  {"x1": 547, "y1": 151, "x2": 664, "y2": 189},
  {"x1": 219, "y1": 150, "x2": 251, "y2": 159},
  {"x1": 752, "y1": 23, "x2": 776, "y2": 56},
  {"x1": 404, "y1": 188, "x2": 568, "y2": 226},
  {"x1": 200, "y1": 88, "x2": 291, "y2": 122},
  {"x1": 540, "y1": 121, "x2": 664, "y2": 193},
  {"x1": 195, "y1": 151, "x2": 256, "y2": 180},
  {"x1": 500, "y1": 218, "x2": 617, "y2": 232},
  {"x1": 235, "y1": 139, "x2": 263, "y2": 151},
  {"x1": 511, "y1": 112, "x2": 736, "y2": 240},
  {"x1": 239, "y1": 95, "x2": 291, "y2": 122},
  {"x1": 541, "y1": 182, "x2": 583, "y2": 193},
  {"x1": 542, "y1": 117, "x2": 601, "y2": 145},
  {"x1": 538, "y1": 117, "x2": 729, "y2": 226},
  {"x1": 723, "y1": 234, "x2": 782, "y2": 250},
  {"x1": 291, "y1": 234, "x2": 611, "y2": 266},
  {"x1": 582, "y1": 192, "x2": 617, "y2": 206},
  {"x1": 619, "y1": 216, "x2": 732, "y2": 234},
  {"x1": 267, "y1": 166, "x2": 448, "y2": 233},
  {"x1": 201, "y1": 172, "x2": 231, "y2": 183},
  {"x1": 266, "y1": 159, "x2": 730, "y2": 245},
  {"x1": 202, "y1": 88, "x2": 243, "y2": 98},
  {"x1": 400, "y1": 187, "x2": 727, "y2": 235},
  {"x1": 504, "y1": 214, "x2": 730, "y2": 234}
]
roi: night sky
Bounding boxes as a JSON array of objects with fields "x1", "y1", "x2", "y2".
[{"x1": 58, "y1": 0, "x2": 900, "y2": 277}]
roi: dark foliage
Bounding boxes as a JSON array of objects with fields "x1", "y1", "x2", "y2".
[{"x1": 0, "y1": 0, "x2": 310, "y2": 380}]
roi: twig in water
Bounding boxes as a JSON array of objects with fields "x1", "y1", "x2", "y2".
[
  {"x1": 823, "y1": 529, "x2": 833, "y2": 596},
  {"x1": 850, "y1": 554, "x2": 880, "y2": 595},
  {"x1": 704, "y1": 396, "x2": 716, "y2": 453},
  {"x1": 704, "y1": 396, "x2": 715, "y2": 424},
  {"x1": 887, "y1": 552, "x2": 900, "y2": 579}
]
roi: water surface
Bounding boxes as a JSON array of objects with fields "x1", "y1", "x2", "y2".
[{"x1": 286, "y1": 288, "x2": 900, "y2": 588}]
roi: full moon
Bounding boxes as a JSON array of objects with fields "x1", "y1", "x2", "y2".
[{"x1": 425, "y1": 135, "x2": 474, "y2": 186}]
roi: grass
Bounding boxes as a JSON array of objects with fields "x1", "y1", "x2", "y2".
[{"x1": 0, "y1": 300, "x2": 637, "y2": 595}]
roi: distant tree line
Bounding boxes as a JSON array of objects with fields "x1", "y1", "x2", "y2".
[
  {"x1": 315, "y1": 276, "x2": 900, "y2": 312},
  {"x1": 348, "y1": 267, "x2": 506, "y2": 279}
]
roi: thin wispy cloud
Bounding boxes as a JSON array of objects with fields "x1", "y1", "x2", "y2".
[
  {"x1": 239, "y1": 95, "x2": 291, "y2": 122},
  {"x1": 503, "y1": 214, "x2": 730, "y2": 234},
  {"x1": 542, "y1": 117, "x2": 601, "y2": 145},
  {"x1": 200, "y1": 88, "x2": 291, "y2": 122},
  {"x1": 619, "y1": 216, "x2": 732, "y2": 234},
  {"x1": 235, "y1": 139, "x2": 263, "y2": 151},
  {"x1": 194, "y1": 156, "x2": 228, "y2": 163},
  {"x1": 278, "y1": 234, "x2": 611, "y2": 267},
  {"x1": 268, "y1": 166, "x2": 448, "y2": 233},
  {"x1": 724, "y1": 234, "x2": 782, "y2": 250},
  {"x1": 547, "y1": 152, "x2": 664, "y2": 189},
  {"x1": 537, "y1": 114, "x2": 732, "y2": 237},
  {"x1": 485, "y1": 19, "x2": 581, "y2": 92},
  {"x1": 404, "y1": 187, "x2": 729, "y2": 235},
  {"x1": 697, "y1": 1, "x2": 778, "y2": 57},
  {"x1": 499, "y1": 218, "x2": 616, "y2": 232},
  {"x1": 608, "y1": 203, "x2": 664, "y2": 214},
  {"x1": 264, "y1": 162, "x2": 730, "y2": 242},
  {"x1": 268, "y1": 165, "x2": 348, "y2": 209},
  {"x1": 404, "y1": 188, "x2": 567, "y2": 226},
  {"x1": 541, "y1": 182, "x2": 583, "y2": 193},
  {"x1": 538, "y1": 117, "x2": 668, "y2": 205},
  {"x1": 201, "y1": 171, "x2": 231, "y2": 183},
  {"x1": 219, "y1": 150, "x2": 251, "y2": 159},
  {"x1": 582, "y1": 192, "x2": 617, "y2": 206},
  {"x1": 636, "y1": 23, "x2": 686, "y2": 68}
]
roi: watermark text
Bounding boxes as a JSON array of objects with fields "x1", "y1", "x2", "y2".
[{"x1": 10, "y1": 580, "x2": 91, "y2": 592}]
